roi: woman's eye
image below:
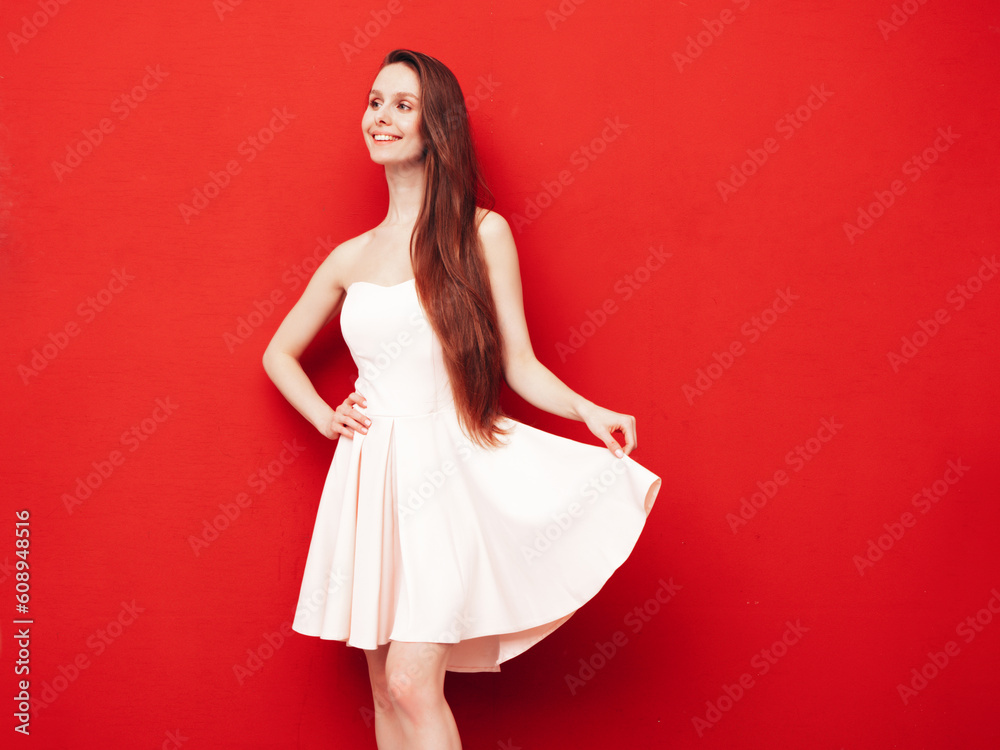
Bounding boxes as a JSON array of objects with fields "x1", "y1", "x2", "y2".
[{"x1": 369, "y1": 100, "x2": 380, "y2": 109}]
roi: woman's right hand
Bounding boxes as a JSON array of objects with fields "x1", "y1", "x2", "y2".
[{"x1": 318, "y1": 391, "x2": 371, "y2": 440}]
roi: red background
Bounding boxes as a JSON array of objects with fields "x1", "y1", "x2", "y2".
[{"x1": 3, "y1": 0, "x2": 999, "y2": 748}]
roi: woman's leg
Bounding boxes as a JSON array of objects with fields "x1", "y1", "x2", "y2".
[
  {"x1": 383, "y1": 640, "x2": 461, "y2": 749},
  {"x1": 364, "y1": 643, "x2": 405, "y2": 749}
]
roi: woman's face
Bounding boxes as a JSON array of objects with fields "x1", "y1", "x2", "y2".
[{"x1": 362, "y1": 62, "x2": 425, "y2": 167}]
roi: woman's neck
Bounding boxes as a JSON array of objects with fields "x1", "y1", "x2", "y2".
[{"x1": 381, "y1": 160, "x2": 426, "y2": 227}]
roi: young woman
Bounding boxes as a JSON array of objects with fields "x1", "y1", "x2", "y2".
[{"x1": 263, "y1": 49, "x2": 661, "y2": 750}]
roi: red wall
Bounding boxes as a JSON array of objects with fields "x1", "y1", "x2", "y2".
[{"x1": 3, "y1": 1, "x2": 999, "y2": 747}]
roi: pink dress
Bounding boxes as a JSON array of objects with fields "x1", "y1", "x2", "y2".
[{"x1": 291, "y1": 278, "x2": 661, "y2": 672}]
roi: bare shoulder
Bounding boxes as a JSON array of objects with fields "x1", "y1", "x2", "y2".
[
  {"x1": 475, "y1": 208, "x2": 518, "y2": 269},
  {"x1": 476, "y1": 207, "x2": 512, "y2": 240},
  {"x1": 312, "y1": 229, "x2": 373, "y2": 291}
]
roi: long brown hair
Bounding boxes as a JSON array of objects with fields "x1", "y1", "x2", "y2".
[{"x1": 378, "y1": 49, "x2": 509, "y2": 448}]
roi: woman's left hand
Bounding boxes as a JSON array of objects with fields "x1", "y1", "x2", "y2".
[{"x1": 578, "y1": 402, "x2": 637, "y2": 458}]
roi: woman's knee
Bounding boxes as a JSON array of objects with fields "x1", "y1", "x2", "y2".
[
  {"x1": 364, "y1": 644, "x2": 394, "y2": 714},
  {"x1": 383, "y1": 642, "x2": 449, "y2": 713}
]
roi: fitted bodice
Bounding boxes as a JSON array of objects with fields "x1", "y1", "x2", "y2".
[{"x1": 340, "y1": 279, "x2": 455, "y2": 417}]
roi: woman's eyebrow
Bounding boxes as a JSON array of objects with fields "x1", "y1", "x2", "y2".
[{"x1": 369, "y1": 88, "x2": 420, "y2": 101}]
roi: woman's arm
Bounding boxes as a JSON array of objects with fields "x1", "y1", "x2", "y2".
[
  {"x1": 478, "y1": 210, "x2": 638, "y2": 457},
  {"x1": 262, "y1": 242, "x2": 366, "y2": 440}
]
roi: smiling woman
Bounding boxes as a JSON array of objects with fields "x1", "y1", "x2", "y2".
[
  {"x1": 364, "y1": 67, "x2": 424, "y2": 165},
  {"x1": 5, "y1": 0, "x2": 999, "y2": 747},
  {"x1": 261, "y1": 48, "x2": 660, "y2": 749}
]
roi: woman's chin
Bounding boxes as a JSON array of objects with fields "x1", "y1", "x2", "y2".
[{"x1": 368, "y1": 152, "x2": 427, "y2": 170}]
